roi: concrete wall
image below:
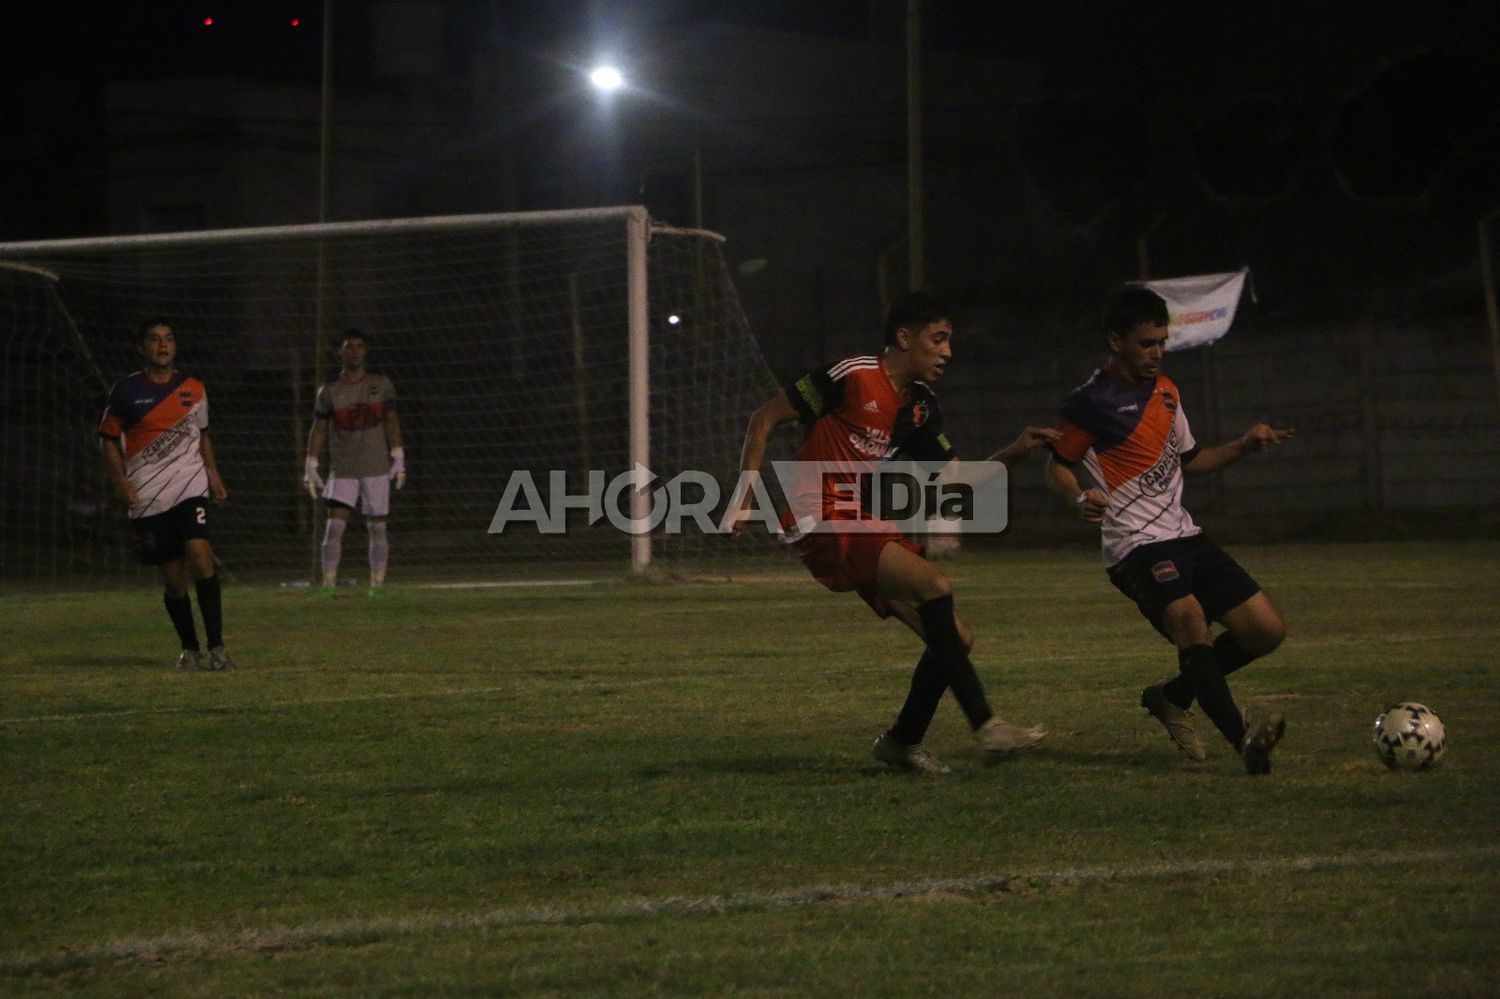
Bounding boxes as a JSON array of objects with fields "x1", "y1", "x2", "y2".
[{"x1": 930, "y1": 316, "x2": 1500, "y2": 540}]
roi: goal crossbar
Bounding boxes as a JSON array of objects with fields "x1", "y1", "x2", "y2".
[{"x1": 0, "y1": 207, "x2": 649, "y2": 257}]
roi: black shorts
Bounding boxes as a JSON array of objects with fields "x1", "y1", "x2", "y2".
[
  {"x1": 1107, "y1": 534, "x2": 1261, "y2": 641},
  {"x1": 131, "y1": 498, "x2": 211, "y2": 566}
]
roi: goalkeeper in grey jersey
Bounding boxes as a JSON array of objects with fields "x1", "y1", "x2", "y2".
[{"x1": 303, "y1": 329, "x2": 405, "y2": 597}]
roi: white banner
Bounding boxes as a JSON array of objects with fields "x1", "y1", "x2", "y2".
[{"x1": 1141, "y1": 267, "x2": 1251, "y2": 352}]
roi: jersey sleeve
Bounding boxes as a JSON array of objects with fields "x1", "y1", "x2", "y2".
[
  {"x1": 1174, "y1": 397, "x2": 1198, "y2": 465},
  {"x1": 1049, "y1": 390, "x2": 1097, "y2": 464},
  {"x1": 382, "y1": 376, "x2": 397, "y2": 408},
  {"x1": 313, "y1": 384, "x2": 330, "y2": 420},
  {"x1": 98, "y1": 381, "x2": 128, "y2": 440},
  {"x1": 784, "y1": 364, "x2": 848, "y2": 425},
  {"x1": 193, "y1": 382, "x2": 210, "y2": 432}
]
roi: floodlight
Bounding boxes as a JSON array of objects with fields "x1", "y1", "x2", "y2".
[{"x1": 589, "y1": 66, "x2": 624, "y2": 92}]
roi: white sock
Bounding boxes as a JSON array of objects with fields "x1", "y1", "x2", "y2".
[
  {"x1": 321, "y1": 517, "x2": 347, "y2": 585},
  {"x1": 368, "y1": 521, "x2": 389, "y2": 586}
]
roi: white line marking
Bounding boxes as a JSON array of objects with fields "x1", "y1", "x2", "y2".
[
  {"x1": 415, "y1": 579, "x2": 606, "y2": 590},
  {"x1": 5, "y1": 845, "x2": 1496, "y2": 974}
]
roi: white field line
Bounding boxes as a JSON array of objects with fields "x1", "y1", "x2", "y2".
[
  {"x1": 5, "y1": 844, "x2": 1497, "y2": 975},
  {"x1": 413, "y1": 579, "x2": 605, "y2": 589},
  {"x1": 1287, "y1": 630, "x2": 1500, "y2": 649}
]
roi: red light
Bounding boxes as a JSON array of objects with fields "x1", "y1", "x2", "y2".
[
  {"x1": 290, "y1": 17, "x2": 300, "y2": 26},
  {"x1": 202, "y1": 16, "x2": 213, "y2": 26}
]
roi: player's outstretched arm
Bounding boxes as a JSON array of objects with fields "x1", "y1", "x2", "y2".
[
  {"x1": 1044, "y1": 453, "x2": 1106, "y2": 523},
  {"x1": 943, "y1": 425, "x2": 1062, "y2": 491},
  {"x1": 1183, "y1": 422, "x2": 1295, "y2": 475},
  {"x1": 986, "y1": 425, "x2": 1062, "y2": 467},
  {"x1": 722, "y1": 392, "x2": 798, "y2": 535}
]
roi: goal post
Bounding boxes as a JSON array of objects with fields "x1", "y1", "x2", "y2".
[
  {"x1": 628, "y1": 208, "x2": 651, "y2": 574},
  {"x1": 0, "y1": 207, "x2": 782, "y2": 584}
]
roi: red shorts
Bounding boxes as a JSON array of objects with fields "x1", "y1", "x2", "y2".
[{"x1": 787, "y1": 517, "x2": 922, "y2": 619}]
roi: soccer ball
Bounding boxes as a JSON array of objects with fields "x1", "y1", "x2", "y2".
[{"x1": 1372, "y1": 702, "x2": 1447, "y2": 771}]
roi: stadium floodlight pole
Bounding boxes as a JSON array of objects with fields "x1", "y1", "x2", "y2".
[
  {"x1": 905, "y1": 0, "x2": 925, "y2": 291},
  {"x1": 1480, "y1": 209, "x2": 1500, "y2": 417},
  {"x1": 312, "y1": 3, "x2": 336, "y2": 374},
  {"x1": 311, "y1": 0, "x2": 337, "y2": 576},
  {"x1": 318, "y1": 0, "x2": 334, "y2": 227}
]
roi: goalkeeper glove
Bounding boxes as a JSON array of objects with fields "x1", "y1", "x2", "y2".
[
  {"x1": 389, "y1": 447, "x2": 406, "y2": 490},
  {"x1": 303, "y1": 455, "x2": 324, "y2": 499}
]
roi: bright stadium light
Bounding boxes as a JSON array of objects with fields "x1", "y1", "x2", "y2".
[{"x1": 589, "y1": 65, "x2": 625, "y2": 92}]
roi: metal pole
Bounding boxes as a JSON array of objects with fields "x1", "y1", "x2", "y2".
[
  {"x1": 691, "y1": 142, "x2": 704, "y2": 231},
  {"x1": 569, "y1": 272, "x2": 592, "y2": 481},
  {"x1": 319, "y1": 0, "x2": 333, "y2": 228},
  {"x1": 311, "y1": 0, "x2": 335, "y2": 579},
  {"x1": 1358, "y1": 326, "x2": 1384, "y2": 511},
  {"x1": 1479, "y1": 212, "x2": 1500, "y2": 417},
  {"x1": 905, "y1": 0, "x2": 924, "y2": 291}
]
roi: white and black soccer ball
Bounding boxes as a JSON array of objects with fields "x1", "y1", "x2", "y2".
[{"x1": 1372, "y1": 702, "x2": 1447, "y2": 772}]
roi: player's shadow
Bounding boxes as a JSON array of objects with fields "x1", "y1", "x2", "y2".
[{"x1": 1028, "y1": 742, "x2": 1215, "y2": 773}]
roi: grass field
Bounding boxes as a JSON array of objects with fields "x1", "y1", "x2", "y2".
[{"x1": 3, "y1": 540, "x2": 1498, "y2": 996}]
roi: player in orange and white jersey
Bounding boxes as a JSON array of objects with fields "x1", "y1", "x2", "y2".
[
  {"x1": 99, "y1": 319, "x2": 235, "y2": 671},
  {"x1": 728, "y1": 291, "x2": 1056, "y2": 774},
  {"x1": 1044, "y1": 286, "x2": 1294, "y2": 774}
]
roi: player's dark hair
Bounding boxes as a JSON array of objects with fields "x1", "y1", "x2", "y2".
[
  {"x1": 1103, "y1": 285, "x2": 1169, "y2": 337},
  {"x1": 883, "y1": 291, "x2": 950, "y2": 345},
  {"x1": 137, "y1": 317, "x2": 173, "y2": 343},
  {"x1": 340, "y1": 327, "x2": 368, "y2": 345}
]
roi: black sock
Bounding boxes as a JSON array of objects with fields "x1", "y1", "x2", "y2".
[
  {"x1": 195, "y1": 576, "x2": 223, "y2": 650},
  {"x1": 888, "y1": 650, "x2": 948, "y2": 746},
  {"x1": 916, "y1": 594, "x2": 992, "y2": 729},
  {"x1": 1214, "y1": 632, "x2": 1255, "y2": 677},
  {"x1": 1179, "y1": 643, "x2": 1245, "y2": 749},
  {"x1": 1162, "y1": 633, "x2": 1260, "y2": 709},
  {"x1": 1161, "y1": 674, "x2": 1194, "y2": 710},
  {"x1": 164, "y1": 593, "x2": 199, "y2": 651}
]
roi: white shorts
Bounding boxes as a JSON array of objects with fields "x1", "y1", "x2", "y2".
[{"x1": 324, "y1": 475, "x2": 391, "y2": 517}]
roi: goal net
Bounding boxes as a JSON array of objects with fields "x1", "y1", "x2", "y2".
[{"x1": 0, "y1": 207, "x2": 786, "y2": 585}]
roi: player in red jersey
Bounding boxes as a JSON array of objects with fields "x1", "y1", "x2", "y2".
[
  {"x1": 1043, "y1": 286, "x2": 1294, "y2": 774},
  {"x1": 99, "y1": 319, "x2": 235, "y2": 671},
  {"x1": 727, "y1": 291, "x2": 1056, "y2": 774}
]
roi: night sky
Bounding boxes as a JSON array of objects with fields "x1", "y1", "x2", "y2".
[{"x1": 3, "y1": 0, "x2": 1498, "y2": 305}]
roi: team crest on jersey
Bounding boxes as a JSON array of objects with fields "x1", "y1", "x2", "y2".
[
  {"x1": 910, "y1": 400, "x2": 929, "y2": 427},
  {"x1": 1161, "y1": 391, "x2": 1177, "y2": 413},
  {"x1": 1151, "y1": 560, "x2": 1180, "y2": 583},
  {"x1": 178, "y1": 389, "x2": 193, "y2": 406}
]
